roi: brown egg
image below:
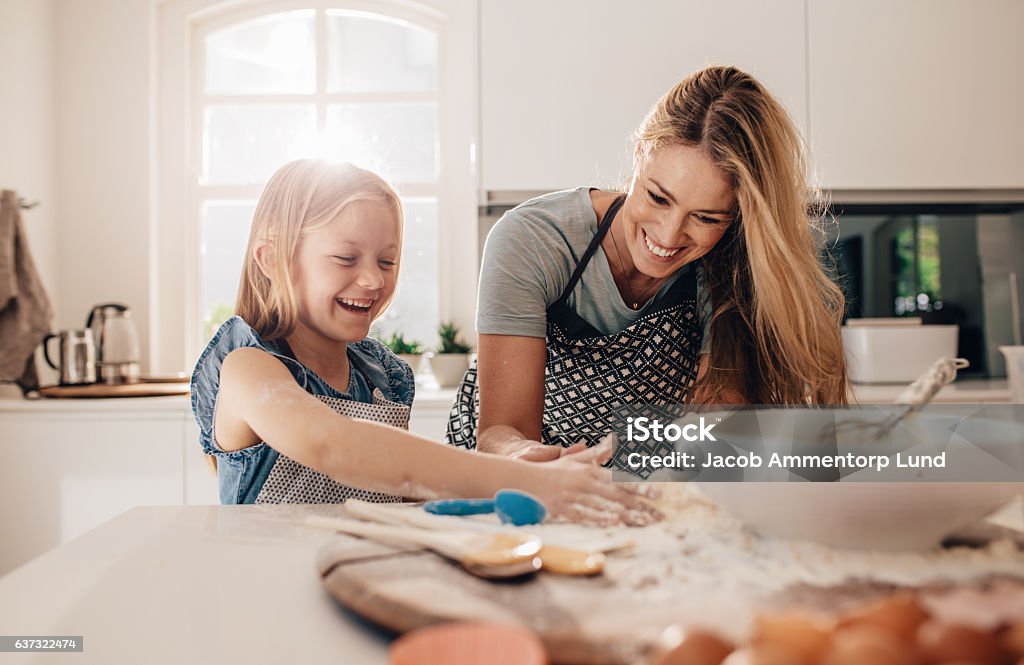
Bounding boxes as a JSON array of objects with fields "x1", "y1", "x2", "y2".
[
  {"x1": 840, "y1": 593, "x2": 929, "y2": 640},
  {"x1": 821, "y1": 625, "x2": 920, "y2": 665},
  {"x1": 720, "y1": 644, "x2": 805, "y2": 665},
  {"x1": 917, "y1": 621, "x2": 1012, "y2": 665},
  {"x1": 1001, "y1": 621, "x2": 1024, "y2": 657},
  {"x1": 654, "y1": 629, "x2": 734, "y2": 665},
  {"x1": 753, "y1": 612, "x2": 833, "y2": 664}
]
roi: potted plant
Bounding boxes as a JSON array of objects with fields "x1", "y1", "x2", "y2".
[
  {"x1": 428, "y1": 321, "x2": 473, "y2": 388},
  {"x1": 380, "y1": 332, "x2": 424, "y2": 373}
]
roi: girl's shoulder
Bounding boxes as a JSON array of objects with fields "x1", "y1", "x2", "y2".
[
  {"x1": 191, "y1": 317, "x2": 271, "y2": 397},
  {"x1": 348, "y1": 338, "x2": 416, "y2": 407},
  {"x1": 195, "y1": 317, "x2": 271, "y2": 369}
]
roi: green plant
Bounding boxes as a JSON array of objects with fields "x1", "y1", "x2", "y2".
[
  {"x1": 203, "y1": 302, "x2": 234, "y2": 341},
  {"x1": 380, "y1": 332, "x2": 423, "y2": 355},
  {"x1": 437, "y1": 321, "x2": 472, "y2": 354}
]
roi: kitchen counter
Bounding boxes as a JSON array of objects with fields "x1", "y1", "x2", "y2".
[
  {"x1": 0, "y1": 378, "x2": 1010, "y2": 414},
  {"x1": 0, "y1": 505, "x2": 391, "y2": 665},
  {"x1": 850, "y1": 378, "x2": 1012, "y2": 404},
  {"x1": 0, "y1": 387, "x2": 459, "y2": 413},
  {"x1": 2, "y1": 499, "x2": 1022, "y2": 665}
]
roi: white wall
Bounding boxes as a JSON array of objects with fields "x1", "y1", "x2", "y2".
[
  {"x1": 54, "y1": 0, "x2": 155, "y2": 368},
  {"x1": 0, "y1": 0, "x2": 58, "y2": 319},
  {"x1": 0, "y1": 0, "x2": 58, "y2": 395}
]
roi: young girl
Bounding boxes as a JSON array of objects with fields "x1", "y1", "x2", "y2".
[{"x1": 191, "y1": 159, "x2": 658, "y2": 525}]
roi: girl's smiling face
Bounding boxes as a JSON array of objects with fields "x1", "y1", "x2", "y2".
[
  {"x1": 290, "y1": 200, "x2": 399, "y2": 343},
  {"x1": 621, "y1": 143, "x2": 737, "y2": 278}
]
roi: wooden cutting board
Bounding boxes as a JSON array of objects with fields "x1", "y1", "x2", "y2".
[
  {"x1": 38, "y1": 382, "x2": 190, "y2": 398},
  {"x1": 317, "y1": 533, "x2": 1024, "y2": 665}
]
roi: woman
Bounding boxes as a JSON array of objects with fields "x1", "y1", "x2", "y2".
[{"x1": 447, "y1": 65, "x2": 849, "y2": 460}]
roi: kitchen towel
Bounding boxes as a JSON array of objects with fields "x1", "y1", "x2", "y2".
[{"x1": 0, "y1": 190, "x2": 53, "y2": 393}]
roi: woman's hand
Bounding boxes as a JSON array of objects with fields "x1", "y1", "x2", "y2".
[
  {"x1": 509, "y1": 443, "x2": 564, "y2": 462},
  {"x1": 510, "y1": 438, "x2": 589, "y2": 462},
  {"x1": 520, "y1": 437, "x2": 664, "y2": 527}
]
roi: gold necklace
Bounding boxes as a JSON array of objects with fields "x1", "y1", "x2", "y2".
[{"x1": 607, "y1": 222, "x2": 665, "y2": 310}]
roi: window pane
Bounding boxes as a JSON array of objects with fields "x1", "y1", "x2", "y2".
[
  {"x1": 326, "y1": 12, "x2": 437, "y2": 93},
  {"x1": 204, "y1": 10, "x2": 315, "y2": 94},
  {"x1": 373, "y1": 198, "x2": 438, "y2": 347},
  {"x1": 203, "y1": 105, "x2": 316, "y2": 184},
  {"x1": 325, "y1": 103, "x2": 437, "y2": 183},
  {"x1": 201, "y1": 200, "x2": 256, "y2": 341}
]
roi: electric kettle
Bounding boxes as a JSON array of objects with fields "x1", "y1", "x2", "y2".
[{"x1": 86, "y1": 303, "x2": 141, "y2": 384}]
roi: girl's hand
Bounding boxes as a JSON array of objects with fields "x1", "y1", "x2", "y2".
[{"x1": 524, "y1": 437, "x2": 664, "y2": 527}]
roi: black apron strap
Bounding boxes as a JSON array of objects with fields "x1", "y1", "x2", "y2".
[
  {"x1": 548, "y1": 193, "x2": 699, "y2": 339},
  {"x1": 552, "y1": 194, "x2": 625, "y2": 307}
]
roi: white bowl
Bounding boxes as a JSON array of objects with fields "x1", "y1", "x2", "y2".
[
  {"x1": 698, "y1": 482, "x2": 1021, "y2": 551},
  {"x1": 678, "y1": 407, "x2": 1024, "y2": 551},
  {"x1": 842, "y1": 324, "x2": 958, "y2": 384}
]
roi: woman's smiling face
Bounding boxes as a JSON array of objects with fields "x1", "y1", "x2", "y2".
[{"x1": 621, "y1": 143, "x2": 737, "y2": 278}]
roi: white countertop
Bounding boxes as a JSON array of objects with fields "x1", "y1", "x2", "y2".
[
  {"x1": 850, "y1": 378, "x2": 1012, "y2": 404},
  {"x1": 0, "y1": 505, "x2": 391, "y2": 665},
  {"x1": 2, "y1": 501, "x2": 1022, "y2": 665},
  {"x1": 0, "y1": 387, "x2": 459, "y2": 414},
  {"x1": 0, "y1": 378, "x2": 1010, "y2": 416}
]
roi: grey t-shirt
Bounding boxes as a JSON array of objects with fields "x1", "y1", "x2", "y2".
[{"x1": 477, "y1": 187, "x2": 709, "y2": 344}]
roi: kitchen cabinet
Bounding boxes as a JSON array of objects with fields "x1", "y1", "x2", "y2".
[
  {"x1": 807, "y1": 0, "x2": 1024, "y2": 190},
  {"x1": 0, "y1": 391, "x2": 455, "y2": 576},
  {"x1": 480, "y1": 0, "x2": 808, "y2": 192},
  {"x1": 0, "y1": 398, "x2": 215, "y2": 576}
]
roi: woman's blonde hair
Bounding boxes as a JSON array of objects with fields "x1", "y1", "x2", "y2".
[
  {"x1": 235, "y1": 159, "x2": 404, "y2": 340},
  {"x1": 634, "y1": 65, "x2": 848, "y2": 405}
]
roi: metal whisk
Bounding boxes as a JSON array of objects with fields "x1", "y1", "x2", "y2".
[{"x1": 840, "y1": 357, "x2": 970, "y2": 443}]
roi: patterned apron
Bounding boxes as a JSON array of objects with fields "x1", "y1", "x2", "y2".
[
  {"x1": 446, "y1": 195, "x2": 703, "y2": 453},
  {"x1": 254, "y1": 353, "x2": 410, "y2": 504}
]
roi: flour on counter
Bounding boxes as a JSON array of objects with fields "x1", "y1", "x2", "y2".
[{"x1": 603, "y1": 485, "x2": 1024, "y2": 597}]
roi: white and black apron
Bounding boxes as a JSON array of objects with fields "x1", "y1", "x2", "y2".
[
  {"x1": 254, "y1": 352, "x2": 410, "y2": 504},
  {"x1": 446, "y1": 195, "x2": 704, "y2": 455}
]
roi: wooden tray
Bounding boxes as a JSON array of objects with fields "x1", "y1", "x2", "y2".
[{"x1": 38, "y1": 382, "x2": 190, "y2": 398}]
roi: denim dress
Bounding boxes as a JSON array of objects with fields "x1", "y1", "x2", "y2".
[{"x1": 191, "y1": 317, "x2": 415, "y2": 504}]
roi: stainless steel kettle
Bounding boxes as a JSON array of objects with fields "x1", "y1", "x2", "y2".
[{"x1": 86, "y1": 303, "x2": 141, "y2": 384}]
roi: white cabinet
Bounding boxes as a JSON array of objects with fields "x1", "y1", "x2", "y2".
[
  {"x1": 807, "y1": 0, "x2": 1024, "y2": 190},
  {"x1": 0, "y1": 398, "x2": 217, "y2": 576},
  {"x1": 480, "y1": 0, "x2": 808, "y2": 191},
  {"x1": 0, "y1": 392, "x2": 453, "y2": 576}
]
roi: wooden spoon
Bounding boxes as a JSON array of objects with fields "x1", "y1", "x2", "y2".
[
  {"x1": 342, "y1": 500, "x2": 606, "y2": 576},
  {"x1": 305, "y1": 515, "x2": 542, "y2": 579}
]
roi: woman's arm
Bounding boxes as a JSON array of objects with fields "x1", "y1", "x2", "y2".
[
  {"x1": 215, "y1": 347, "x2": 656, "y2": 522},
  {"x1": 475, "y1": 334, "x2": 564, "y2": 460}
]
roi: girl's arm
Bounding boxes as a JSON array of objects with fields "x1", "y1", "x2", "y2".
[
  {"x1": 216, "y1": 347, "x2": 657, "y2": 523},
  {"x1": 475, "y1": 334, "x2": 564, "y2": 461}
]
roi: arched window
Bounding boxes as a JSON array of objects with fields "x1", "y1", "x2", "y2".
[{"x1": 156, "y1": 0, "x2": 477, "y2": 371}]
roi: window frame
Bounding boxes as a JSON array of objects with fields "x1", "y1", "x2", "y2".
[{"x1": 156, "y1": 0, "x2": 479, "y2": 372}]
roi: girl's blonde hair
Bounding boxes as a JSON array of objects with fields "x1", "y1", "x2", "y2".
[
  {"x1": 235, "y1": 159, "x2": 404, "y2": 340},
  {"x1": 634, "y1": 65, "x2": 848, "y2": 405}
]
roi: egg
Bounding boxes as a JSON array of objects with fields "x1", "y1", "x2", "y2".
[
  {"x1": 653, "y1": 629, "x2": 734, "y2": 665},
  {"x1": 1001, "y1": 621, "x2": 1024, "y2": 657},
  {"x1": 753, "y1": 612, "x2": 833, "y2": 664},
  {"x1": 917, "y1": 621, "x2": 1012, "y2": 665},
  {"x1": 821, "y1": 625, "x2": 920, "y2": 665},
  {"x1": 839, "y1": 593, "x2": 929, "y2": 640}
]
